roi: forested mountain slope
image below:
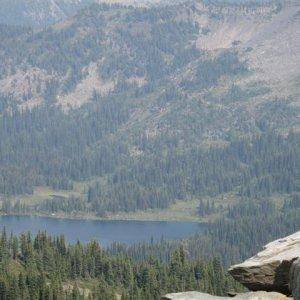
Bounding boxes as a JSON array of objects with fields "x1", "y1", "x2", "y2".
[{"x1": 0, "y1": 0, "x2": 299, "y2": 216}]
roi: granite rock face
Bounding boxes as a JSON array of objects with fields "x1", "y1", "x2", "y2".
[
  {"x1": 228, "y1": 232, "x2": 300, "y2": 295},
  {"x1": 290, "y1": 258, "x2": 300, "y2": 299},
  {"x1": 163, "y1": 232, "x2": 300, "y2": 300},
  {"x1": 162, "y1": 291, "x2": 291, "y2": 300}
]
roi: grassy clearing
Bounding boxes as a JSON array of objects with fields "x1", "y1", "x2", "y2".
[
  {"x1": 107, "y1": 199, "x2": 201, "y2": 222},
  {"x1": 13, "y1": 186, "x2": 82, "y2": 206},
  {"x1": 9, "y1": 186, "x2": 241, "y2": 222},
  {"x1": 6, "y1": 183, "x2": 288, "y2": 222},
  {"x1": 11, "y1": 177, "x2": 101, "y2": 206},
  {"x1": 106, "y1": 193, "x2": 240, "y2": 222}
]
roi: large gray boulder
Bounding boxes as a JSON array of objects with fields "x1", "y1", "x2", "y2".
[
  {"x1": 290, "y1": 258, "x2": 300, "y2": 299},
  {"x1": 228, "y1": 232, "x2": 300, "y2": 295},
  {"x1": 162, "y1": 291, "x2": 224, "y2": 299},
  {"x1": 162, "y1": 291, "x2": 290, "y2": 299}
]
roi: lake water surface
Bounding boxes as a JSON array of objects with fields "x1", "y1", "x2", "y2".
[{"x1": 0, "y1": 215, "x2": 204, "y2": 247}]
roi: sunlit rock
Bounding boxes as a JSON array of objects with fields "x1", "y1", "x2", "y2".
[{"x1": 229, "y1": 232, "x2": 300, "y2": 295}]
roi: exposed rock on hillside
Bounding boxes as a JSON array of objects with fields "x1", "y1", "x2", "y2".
[
  {"x1": 196, "y1": 0, "x2": 300, "y2": 100},
  {"x1": 0, "y1": 67, "x2": 54, "y2": 109},
  {"x1": 229, "y1": 231, "x2": 300, "y2": 295},
  {"x1": 57, "y1": 62, "x2": 115, "y2": 110},
  {"x1": 162, "y1": 291, "x2": 291, "y2": 299}
]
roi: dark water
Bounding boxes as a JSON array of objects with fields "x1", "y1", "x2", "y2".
[{"x1": 0, "y1": 215, "x2": 204, "y2": 247}]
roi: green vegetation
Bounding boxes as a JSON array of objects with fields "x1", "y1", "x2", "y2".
[
  {"x1": 1, "y1": 191, "x2": 299, "y2": 299},
  {"x1": 0, "y1": 2, "x2": 298, "y2": 219},
  {"x1": 0, "y1": 230, "x2": 242, "y2": 300},
  {"x1": 118, "y1": 193, "x2": 300, "y2": 266},
  {"x1": 1, "y1": 129, "x2": 298, "y2": 218},
  {"x1": 0, "y1": 1, "x2": 298, "y2": 298}
]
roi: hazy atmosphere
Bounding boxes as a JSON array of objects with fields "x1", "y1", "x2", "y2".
[{"x1": 0, "y1": 0, "x2": 299, "y2": 299}]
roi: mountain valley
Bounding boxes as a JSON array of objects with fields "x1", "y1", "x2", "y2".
[{"x1": 0, "y1": 0, "x2": 299, "y2": 219}]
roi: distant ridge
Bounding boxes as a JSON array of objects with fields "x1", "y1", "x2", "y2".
[
  {"x1": 0, "y1": 0, "x2": 94, "y2": 28},
  {"x1": 0, "y1": 0, "x2": 173, "y2": 28}
]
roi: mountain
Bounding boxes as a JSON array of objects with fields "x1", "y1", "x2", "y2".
[
  {"x1": 0, "y1": 0, "x2": 170, "y2": 28},
  {"x1": 0, "y1": 0, "x2": 97, "y2": 28},
  {"x1": 0, "y1": 0, "x2": 299, "y2": 216}
]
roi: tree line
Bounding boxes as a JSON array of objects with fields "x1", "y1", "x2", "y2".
[{"x1": 0, "y1": 230, "x2": 241, "y2": 300}]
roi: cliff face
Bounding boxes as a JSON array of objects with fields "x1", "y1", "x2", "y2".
[
  {"x1": 229, "y1": 231, "x2": 300, "y2": 295},
  {"x1": 163, "y1": 232, "x2": 300, "y2": 299}
]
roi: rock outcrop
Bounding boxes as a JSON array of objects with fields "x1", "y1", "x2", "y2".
[
  {"x1": 162, "y1": 291, "x2": 291, "y2": 300},
  {"x1": 290, "y1": 258, "x2": 300, "y2": 299},
  {"x1": 163, "y1": 291, "x2": 222, "y2": 300},
  {"x1": 228, "y1": 231, "x2": 300, "y2": 295},
  {"x1": 163, "y1": 232, "x2": 300, "y2": 300}
]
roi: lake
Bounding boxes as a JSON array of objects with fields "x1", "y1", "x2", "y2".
[{"x1": 0, "y1": 215, "x2": 204, "y2": 247}]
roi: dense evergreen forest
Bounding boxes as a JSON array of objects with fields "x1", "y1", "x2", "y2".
[
  {"x1": 0, "y1": 0, "x2": 299, "y2": 299},
  {"x1": 0, "y1": 192, "x2": 299, "y2": 299},
  {"x1": 109, "y1": 192, "x2": 300, "y2": 266},
  {"x1": 1, "y1": 127, "x2": 298, "y2": 215},
  {"x1": 0, "y1": 1, "x2": 298, "y2": 217},
  {"x1": 0, "y1": 230, "x2": 243, "y2": 300}
]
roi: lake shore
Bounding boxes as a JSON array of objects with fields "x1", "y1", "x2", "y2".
[
  {"x1": 0, "y1": 210, "x2": 203, "y2": 223},
  {"x1": 1, "y1": 196, "x2": 205, "y2": 222}
]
